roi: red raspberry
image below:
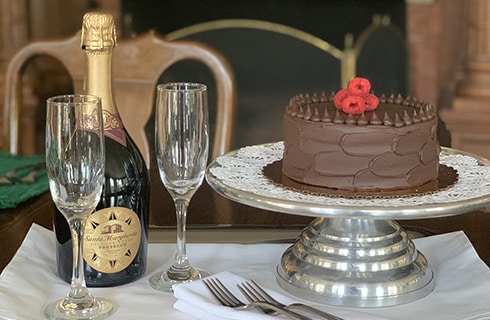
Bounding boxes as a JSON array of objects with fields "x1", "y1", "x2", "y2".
[
  {"x1": 348, "y1": 78, "x2": 371, "y2": 96},
  {"x1": 333, "y1": 88, "x2": 349, "y2": 110},
  {"x1": 341, "y1": 95, "x2": 366, "y2": 114},
  {"x1": 363, "y1": 94, "x2": 379, "y2": 111}
]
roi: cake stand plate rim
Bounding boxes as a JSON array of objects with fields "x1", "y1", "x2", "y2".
[{"x1": 205, "y1": 142, "x2": 490, "y2": 219}]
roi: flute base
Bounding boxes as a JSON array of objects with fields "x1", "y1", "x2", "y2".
[
  {"x1": 276, "y1": 217, "x2": 435, "y2": 308},
  {"x1": 149, "y1": 266, "x2": 210, "y2": 293},
  {"x1": 42, "y1": 296, "x2": 116, "y2": 320}
]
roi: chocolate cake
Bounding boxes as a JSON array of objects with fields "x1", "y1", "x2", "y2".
[{"x1": 282, "y1": 78, "x2": 440, "y2": 191}]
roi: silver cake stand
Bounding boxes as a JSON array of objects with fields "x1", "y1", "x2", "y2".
[{"x1": 205, "y1": 142, "x2": 490, "y2": 308}]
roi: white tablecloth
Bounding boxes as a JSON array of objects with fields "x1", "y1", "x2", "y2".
[{"x1": 0, "y1": 224, "x2": 489, "y2": 320}]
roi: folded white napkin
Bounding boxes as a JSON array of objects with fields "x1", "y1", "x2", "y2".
[{"x1": 173, "y1": 271, "x2": 390, "y2": 320}]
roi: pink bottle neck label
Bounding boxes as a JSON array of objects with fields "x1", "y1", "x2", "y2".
[{"x1": 103, "y1": 111, "x2": 127, "y2": 146}]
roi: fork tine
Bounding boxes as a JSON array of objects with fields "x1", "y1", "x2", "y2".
[
  {"x1": 238, "y1": 283, "x2": 278, "y2": 316},
  {"x1": 239, "y1": 281, "x2": 264, "y2": 302},
  {"x1": 213, "y1": 278, "x2": 243, "y2": 306},
  {"x1": 237, "y1": 283, "x2": 255, "y2": 302},
  {"x1": 249, "y1": 279, "x2": 278, "y2": 304},
  {"x1": 203, "y1": 279, "x2": 229, "y2": 306},
  {"x1": 203, "y1": 278, "x2": 244, "y2": 308},
  {"x1": 240, "y1": 283, "x2": 315, "y2": 320}
]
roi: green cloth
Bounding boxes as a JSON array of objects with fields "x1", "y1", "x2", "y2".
[{"x1": 0, "y1": 152, "x2": 48, "y2": 209}]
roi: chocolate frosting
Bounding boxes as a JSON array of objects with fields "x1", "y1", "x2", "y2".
[{"x1": 282, "y1": 92, "x2": 440, "y2": 191}]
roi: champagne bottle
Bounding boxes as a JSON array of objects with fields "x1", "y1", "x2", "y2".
[{"x1": 54, "y1": 12, "x2": 150, "y2": 287}]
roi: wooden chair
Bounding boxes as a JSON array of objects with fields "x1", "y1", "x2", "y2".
[{"x1": 2, "y1": 30, "x2": 236, "y2": 166}]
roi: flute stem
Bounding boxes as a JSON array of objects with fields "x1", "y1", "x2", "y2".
[
  {"x1": 69, "y1": 219, "x2": 92, "y2": 299},
  {"x1": 172, "y1": 199, "x2": 191, "y2": 273}
]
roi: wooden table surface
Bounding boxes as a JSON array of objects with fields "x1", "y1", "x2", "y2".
[{"x1": 2, "y1": 168, "x2": 490, "y2": 273}]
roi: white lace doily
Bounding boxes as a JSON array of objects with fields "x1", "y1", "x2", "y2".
[{"x1": 208, "y1": 142, "x2": 490, "y2": 215}]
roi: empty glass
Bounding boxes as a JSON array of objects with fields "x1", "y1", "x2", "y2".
[
  {"x1": 149, "y1": 83, "x2": 210, "y2": 292},
  {"x1": 43, "y1": 94, "x2": 116, "y2": 319}
]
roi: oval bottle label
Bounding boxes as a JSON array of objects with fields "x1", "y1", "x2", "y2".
[{"x1": 83, "y1": 207, "x2": 141, "y2": 273}]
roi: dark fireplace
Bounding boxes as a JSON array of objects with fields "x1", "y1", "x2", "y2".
[{"x1": 122, "y1": 0, "x2": 406, "y2": 150}]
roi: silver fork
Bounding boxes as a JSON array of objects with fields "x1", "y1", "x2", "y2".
[
  {"x1": 239, "y1": 280, "x2": 345, "y2": 320},
  {"x1": 203, "y1": 278, "x2": 311, "y2": 320}
]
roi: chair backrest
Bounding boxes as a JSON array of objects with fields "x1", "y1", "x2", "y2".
[{"x1": 3, "y1": 30, "x2": 236, "y2": 166}]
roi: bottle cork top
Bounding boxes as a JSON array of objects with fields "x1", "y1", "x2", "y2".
[{"x1": 81, "y1": 12, "x2": 116, "y2": 52}]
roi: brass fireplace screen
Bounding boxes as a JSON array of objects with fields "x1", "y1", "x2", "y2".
[{"x1": 163, "y1": 15, "x2": 404, "y2": 90}]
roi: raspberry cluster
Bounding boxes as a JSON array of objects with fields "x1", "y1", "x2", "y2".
[{"x1": 333, "y1": 78, "x2": 379, "y2": 115}]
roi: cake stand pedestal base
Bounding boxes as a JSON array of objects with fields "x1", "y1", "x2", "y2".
[{"x1": 276, "y1": 217, "x2": 435, "y2": 307}]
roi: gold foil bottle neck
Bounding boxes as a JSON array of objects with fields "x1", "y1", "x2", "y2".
[{"x1": 81, "y1": 12, "x2": 116, "y2": 52}]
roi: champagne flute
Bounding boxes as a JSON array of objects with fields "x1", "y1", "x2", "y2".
[
  {"x1": 43, "y1": 94, "x2": 116, "y2": 319},
  {"x1": 149, "y1": 82, "x2": 210, "y2": 292}
]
